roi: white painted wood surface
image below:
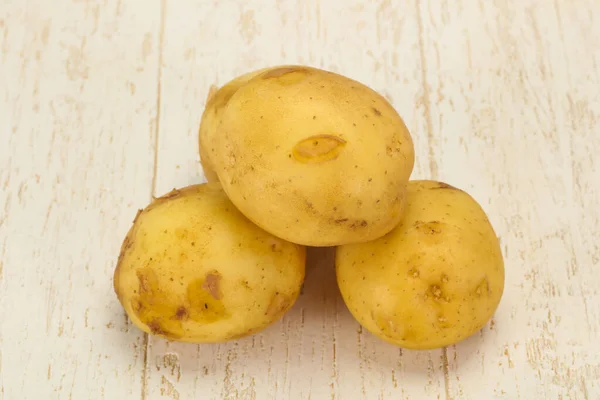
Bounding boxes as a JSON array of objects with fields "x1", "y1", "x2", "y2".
[{"x1": 1, "y1": 0, "x2": 599, "y2": 399}]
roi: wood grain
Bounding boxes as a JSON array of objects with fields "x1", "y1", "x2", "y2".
[
  {"x1": 0, "y1": 0, "x2": 598, "y2": 399},
  {"x1": 417, "y1": 1, "x2": 600, "y2": 398},
  {"x1": 0, "y1": 0, "x2": 160, "y2": 398}
]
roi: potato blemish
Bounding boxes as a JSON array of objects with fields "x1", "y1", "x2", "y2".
[
  {"x1": 211, "y1": 85, "x2": 240, "y2": 111},
  {"x1": 162, "y1": 189, "x2": 182, "y2": 199},
  {"x1": 374, "y1": 314, "x2": 396, "y2": 338},
  {"x1": 437, "y1": 314, "x2": 450, "y2": 329},
  {"x1": 408, "y1": 268, "x2": 420, "y2": 278},
  {"x1": 187, "y1": 277, "x2": 229, "y2": 323},
  {"x1": 268, "y1": 238, "x2": 283, "y2": 252},
  {"x1": 132, "y1": 209, "x2": 143, "y2": 224},
  {"x1": 136, "y1": 268, "x2": 158, "y2": 294},
  {"x1": 426, "y1": 284, "x2": 450, "y2": 303},
  {"x1": 475, "y1": 277, "x2": 491, "y2": 297},
  {"x1": 413, "y1": 221, "x2": 445, "y2": 245},
  {"x1": 174, "y1": 306, "x2": 189, "y2": 320},
  {"x1": 202, "y1": 272, "x2": 222, "y2": 300},
  {"x1": 265, "y1": 292, "x2": 290, "y2": 318},
  {"x1": 414, "y1": 221, "x2": 442, "y2": 234},
  {"x1": 133, "y1": 268, "x2": 184, "y2": 339},
  {"x1": 432, "y1": 182, "x2": 458, "y2": 190},
  {"x1": 261, "y1": 67, "x2": 309, "y2": 84},
  {"x1": 292, "y1": 134, "x2": 346, "y2": 164},
  {"x1": 148, "y1": 319, "x2": 167, "y2": 335}
]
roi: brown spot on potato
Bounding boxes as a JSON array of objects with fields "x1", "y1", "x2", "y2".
[
  {"x1": 269, "y1": 238, "x2": 283, "y2": 252},
  {"x1": 262, "y1": 66, "x2": 303, "y2": 78},
  {"x1": 475, "y1": 277, "x2": 491, "y2": 296},
  {"x1": 145, "y1": 189, "x2": 184, "y2": 213},
  {"x1": 227, "y1": 151, "x2": 237, "y2": 168},
  {"x1": 162, "y1": 189, "x2": 182, "y2": 199},
  {"x1": 136, "y1": 268, "x2": 158, "y2": 294},
  {"x1": 305, "y1": 201, "x2": 314, "y2": 209},
  {"x1": 437, "y1": 314, "x2": 451, "y2": 329},
  {"x1": 350, "y1": 220, "x2": 368, "y2": 229},
  {"x1": 334, "y1": 218, "x2": 349, "y2": 223},
  {"x1": 148, "y1": 319, "x2": 166, "y2": 335},
  {"x1": 187, "y1": 278, "x2": 229, "y2": 323},
  {"x1": 408, "y1": 268, "x2": 420, "y2": 278},
  {"x1": 209, "y1": 84, "x2": 242, "y2": 111},
  {"x1": 430, "y1": 285, "x2": 443, "y2": 299},
  {"x1": 132, "y1": 209, "x2": 143, "y2": 224},
  {"x1": 414, "y1": 221, "x2": 442, "y2": 235},
  {"x1": 374, "y1": 314, "x2": 397, "y2": 338},
  {"x1": 202, "y1": 272, "x2": 222, "y2": 300},
  {"x1": 432, "y1": 182, "x2": 458, "y2": 190},
  {"x1": 131, "y1": 298, "x2": 143, "y2": 312},
  {"x1": 174, "y1": 306, "x2": 189, "y2": 320},
  {"x1": 261, "y1": 67, "x2": 309, "y2": 84},
  {"x1": 145, "y1": 319, "x2": 182, "y2": 339},
  {"x1": 114, "y1": 241, "x2": 132, "y2": 297},
  {"x1": 241, "y1": 280, "x2": 251, "y2": 290},
  {"x1": 372, "y1": 107, "x2": 382, "y2": 116},
  {"x1": 292, "y1": 134, "x2": 346, "y2": 164},
  {"x1": 401, "y1": 327, "x2": 418, "y2": 342},
  {"x1": 123, "y1": 235, "x2": 134, "y2": 251},
  {"x1": 426, "y1": 284, "x2": 450, "y2": 303},
  {"x1": 131, "y1": 268, "x2": 187, "y2": 338},
  {"x1": 265, "y1": 292, "x2": 290, "y2": 318},
  {"x1": 175, "y1": 228, "x2": 189, "y2": 240}
]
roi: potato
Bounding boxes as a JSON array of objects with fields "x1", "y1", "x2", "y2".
[
  {"x1": 113, "y1": 183, "x2": 305, "y2": 343},
  {"x1": 211, "y1": 65, "x2": 414, "y2": 247},
  {"x1": 336, "y1": 180, "x2": 504, "y2": 349},
  {"x1": 198, "y1": 68, "x2": 270, "y2": 182}
]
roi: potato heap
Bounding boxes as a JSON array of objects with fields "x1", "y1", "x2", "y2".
[{"x1": 114, "y1": 65, "x2": 504, "y2": 349}]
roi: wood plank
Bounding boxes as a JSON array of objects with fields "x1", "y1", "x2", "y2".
[
  {"x1": 417, "y1": 0, "x2": 600, "y2": 398},
  {"x1": 1, "y1": 0, "x2": 598, "y2": 398},
  {"x1": 0, "y1": 0, "x2": 160, "y2": 398},
  {"x1": 144, "y1": 1, "x2": 447, "y2": 399}
]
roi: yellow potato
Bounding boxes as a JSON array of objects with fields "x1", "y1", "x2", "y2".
[
  {"x1": 113, "y1": 183, "x2": 305, "y2": 343},
  {"x1": 336, "y1": 180, "x2": 504, "y2": 349},
  {"x1": 198, "y1": 68, "x2": 270, "y2": 182},
  {"x1": 212, "y1": 65, "x2": 415, "y2": 247}
]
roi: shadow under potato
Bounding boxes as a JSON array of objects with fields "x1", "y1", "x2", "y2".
[
  {"x1": 286, "y1": 245, "x2": 351, "y2": 320},
  {"x1": 302, "y1": 246, "x2": 338, "y2": 293}
]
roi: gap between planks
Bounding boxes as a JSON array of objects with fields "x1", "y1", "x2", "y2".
[{"x1": 142, "y1": 0, "x2": 167, "y2": 399}]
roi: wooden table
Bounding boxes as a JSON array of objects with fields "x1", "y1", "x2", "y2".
[{"x1": 1, "y1": 1, "x2": 599, "y2": 399}]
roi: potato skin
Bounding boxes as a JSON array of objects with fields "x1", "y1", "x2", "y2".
[
  {"x1": 113, "y1": 183, "x2": 305, "y2": 343},
  {"x1": 212, "y1": 65, "x2": 414, "y2": 247},
  {"x1": 198, "y1": 68, "x2": 270, "y2": 182},
  {"x1": 336, "y1": 180, "x2": 504, "y2": 350}
]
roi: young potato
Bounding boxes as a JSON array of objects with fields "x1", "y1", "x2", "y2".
[
  {"x1": 336, "y1": 180, "x2": 505, "y2": 350},
  {"x1": 198, "y1": 68, "x2": 270, "y2": 182},
  {"x1": 212, "y1": 65, "x2": 415, "y2": 247},
  {"x1": 113, "y1": 183, "x2": 305, "y2": 343}
]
